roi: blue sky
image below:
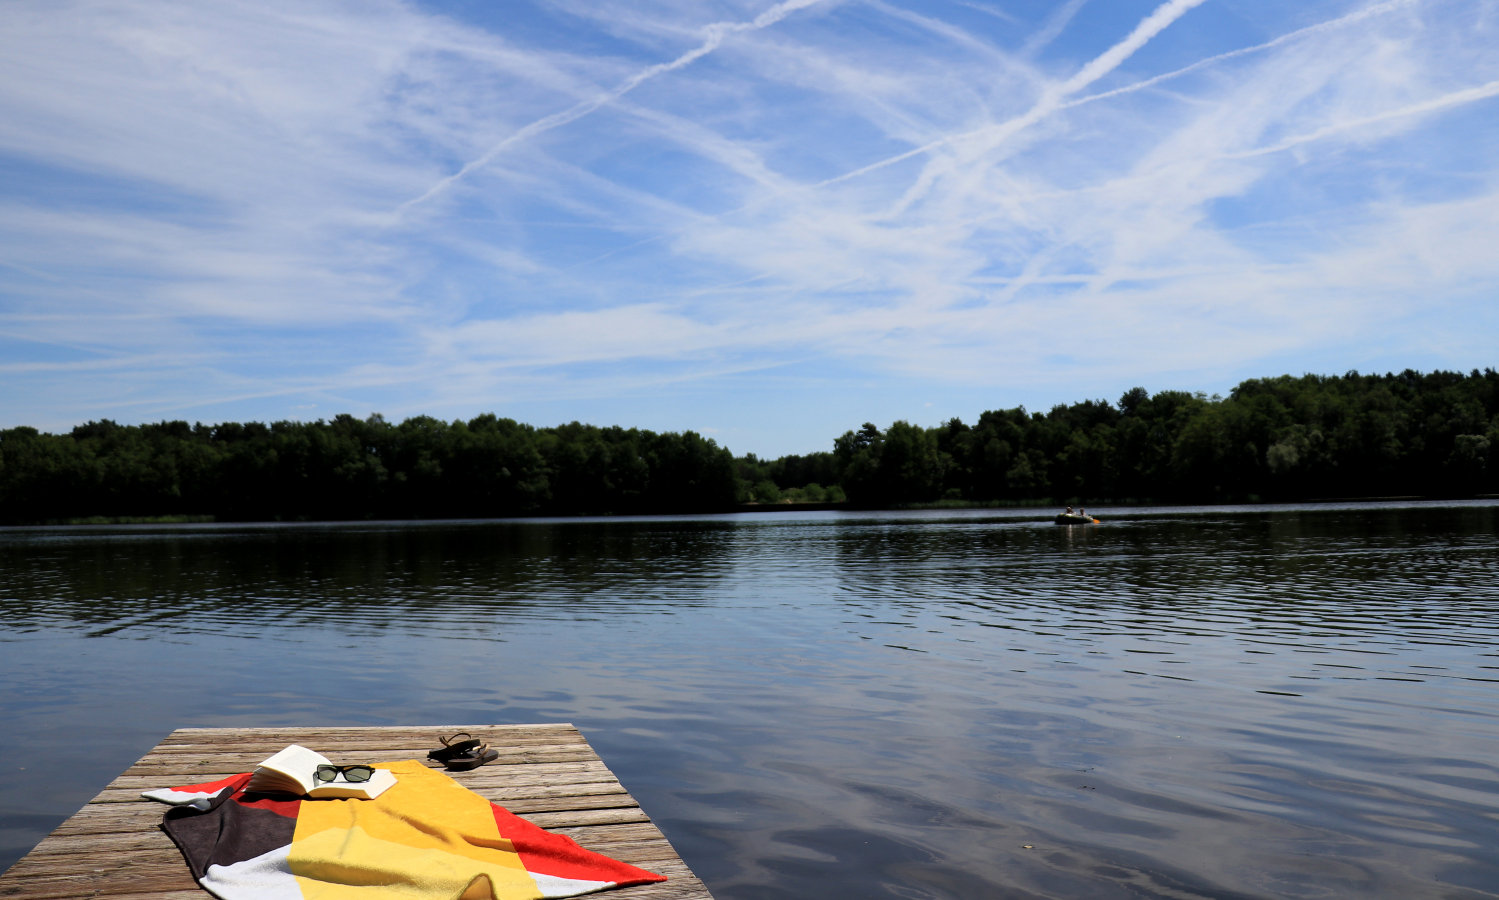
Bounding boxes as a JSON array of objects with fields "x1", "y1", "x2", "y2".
[{"x1": 2, "y1": 0, "x2": 1496, "y2": 457}]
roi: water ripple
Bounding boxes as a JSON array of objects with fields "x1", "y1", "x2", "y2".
[{"x1": 2, "y1": 503, "x2": 1498, "y2": 898}]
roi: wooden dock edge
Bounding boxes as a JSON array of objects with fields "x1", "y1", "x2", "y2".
[{"x1": 0, "y1": 724, "x2": 713, "y2": 899}]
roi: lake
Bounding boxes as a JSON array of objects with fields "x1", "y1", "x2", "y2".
[{"x1": 2, "y1": 501, "x2": 1498, "y2": 898}]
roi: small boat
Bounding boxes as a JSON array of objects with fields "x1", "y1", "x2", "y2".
[{"x1": 1055, "y1": 513, "x2": 1099, "y2": 525}]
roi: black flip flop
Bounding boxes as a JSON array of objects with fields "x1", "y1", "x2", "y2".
[
  {"x1": 427, "y1": 732, "x2": 482, "y2": 763},
  {"x1": 444, "y1": 745, "x2": 499, "y2": 771}
]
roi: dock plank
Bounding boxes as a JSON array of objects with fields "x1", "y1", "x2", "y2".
[{"x1": 0, "y1": 725, "x2": 712, "y2": 899}]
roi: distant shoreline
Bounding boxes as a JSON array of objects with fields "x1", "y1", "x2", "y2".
[{"x1": 26, "y1": 494, "x2": 1498, "y2": 527}]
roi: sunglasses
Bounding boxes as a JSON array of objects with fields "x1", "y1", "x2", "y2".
[{"x1": 314, "y1": 764, "x2": 375, "y2": 783}]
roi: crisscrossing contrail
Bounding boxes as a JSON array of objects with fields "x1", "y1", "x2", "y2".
[
  {"x1": 396, "y1": 0, "x2": 824, "y2": 216},
  {"x1": 821, "y1": 0, "x2": 1209, "y2": 196}
]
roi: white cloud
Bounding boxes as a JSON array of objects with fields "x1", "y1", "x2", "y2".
[{"x1": 1, "y1": 0, "x2": 1497, "y2": 450}]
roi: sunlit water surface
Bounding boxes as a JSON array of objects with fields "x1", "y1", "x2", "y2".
[{"x1": 2, "y1": 501, "x2": 1498, "y2": 898}]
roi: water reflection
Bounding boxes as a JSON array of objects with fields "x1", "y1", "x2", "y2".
[
  {"x1": 0, "y1": 520, "x2": 737, "y2": 638},
  {"x1": 824, "y1": 508, "x2": 1499, "y2": 690},
  {"x1": 1, "y1": 503, "x2": 1497, "y2": 898}
]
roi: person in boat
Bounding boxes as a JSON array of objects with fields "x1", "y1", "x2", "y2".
[
  {"x1": 1078, "y1": 507, "x2": 1086, "y2": 517},
  {"x1": 1064, "y1": 506, "x2": 1074, "y2": 515}
]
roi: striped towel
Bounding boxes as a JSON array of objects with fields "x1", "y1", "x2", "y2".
[{"x1": 143, "y1": 758, "x2": 667, "y2": 899}]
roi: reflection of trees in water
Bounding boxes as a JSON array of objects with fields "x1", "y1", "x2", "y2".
[
  {"x1": 824, "y1": 506, "x2": 1499, "y2": 645},
  {"x1": 3, "y1": 506, "x2": 1494, "y2": 640},
  {"x1": 0, "y1": 521, "x2": 737, "y2": 633}
]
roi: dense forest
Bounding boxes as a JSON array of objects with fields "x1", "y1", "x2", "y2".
[
  {"x1": 0, "y1": 416, "x2": 738, "y2": 522},
  {"x1": 0, "y1": 369, "x2": 1495, "y2": 523}
]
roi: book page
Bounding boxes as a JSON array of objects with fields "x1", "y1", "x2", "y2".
[{"x1": 245, "y1": 744, "x2": 330, "y2": 795}]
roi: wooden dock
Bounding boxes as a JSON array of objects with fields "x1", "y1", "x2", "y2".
[{"x1": 0, "y1": 724, "x2": 713, "y2": 899}]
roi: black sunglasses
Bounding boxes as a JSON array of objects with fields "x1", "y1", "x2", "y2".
[{"x1": 314, "y1": 764, "x2": 375, "y2": 783}]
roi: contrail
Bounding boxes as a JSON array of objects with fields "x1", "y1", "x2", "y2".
[
  {"x1": 0, "y1": 258, "x2": 61, "y2": 280},
  {"x1": 1062, "y1": 0, "x2": 1418, "y2": 112},
  {"x1": 1021, "y1": 0, "x2": 1090, "y2": 58},
  {"x1": 880, "y1": 0, "x2": 1209, "y2": 215},
  {"x1": 1054, "y1": 0, "x2": 1209, "y2": 97},
  {"x1": 396, "y1": 0, "x2": 824, "y2": 216},
  {"x1": 819, "y1": 0, "x2": 1415, "y2": 194},
  {"x1": 821, "y1": 0, "x2": 1208, "y2": 196},
  {"x1": 1228, "y1": 78, "x2": 1499, "y2": 159}
]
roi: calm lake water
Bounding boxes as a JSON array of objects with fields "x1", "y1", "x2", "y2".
[{"x1": 2, "y1": 501, "x2": 1498, "y2": 898}]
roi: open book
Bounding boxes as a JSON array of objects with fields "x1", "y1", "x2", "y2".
[{"x1": 244, "y1": 745, "x2": 397, "y2": 799}]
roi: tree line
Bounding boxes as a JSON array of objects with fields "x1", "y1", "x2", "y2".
[
  {"x1": 754, "y1": 369, "x2": 1496, "y2": 507},
  {"x1": 0, "y1": 369, "x2": 1495, "y2": 523},
  {"x1": 0, "y1": 415, "x2": 738, "y2": 522}
]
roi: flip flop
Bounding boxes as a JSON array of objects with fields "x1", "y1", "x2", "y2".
[
  {"x1": 443, "y1": 744, "x2": 499, "y2": 771},
  {"x1": 427, "y1": 733, "x2": 482, "y2": 763}
]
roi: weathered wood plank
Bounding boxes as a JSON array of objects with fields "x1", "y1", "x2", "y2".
[
  {"x1": 0, "y1": 725, "x2": 713, "y2": 900},
  {"x1": 122, "y1": 745, "x2": 603, "y2": 775},
  {"x1": 89, "y1": 777, "x2": 633, "y2": 807},
  {"x1": 106, "y1": 759, "x2": 620, "y2": 787}
]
